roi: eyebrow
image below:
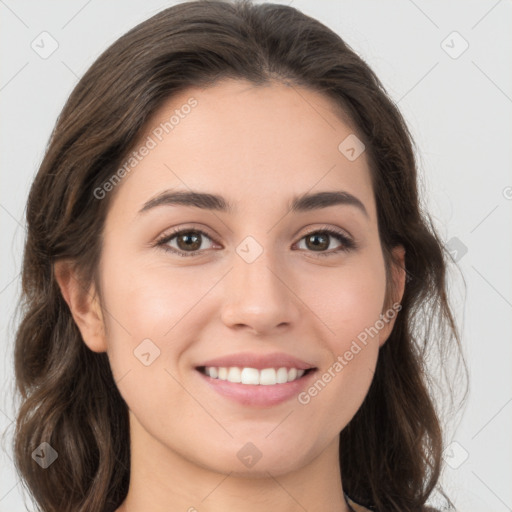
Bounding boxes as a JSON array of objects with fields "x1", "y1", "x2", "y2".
[{"x1": 138, "y1": 189, "x2": 369, "y2": 218}]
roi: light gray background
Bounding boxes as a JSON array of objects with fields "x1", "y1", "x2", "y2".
[{"x1": 1, "y1": 1, "x2": 511, "y2": 511}]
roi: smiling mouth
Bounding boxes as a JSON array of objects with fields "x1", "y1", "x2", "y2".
[{"x1": 196, "y1": 366, "x2": 317, "y2": 386}]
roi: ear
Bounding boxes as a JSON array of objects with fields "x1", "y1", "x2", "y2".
[
  {"x1": 54, "y1": 260, "x2": 107, "y2": 353},
  {"x1": 378, "y1": 245, "x2": 406, "y2": 348}
]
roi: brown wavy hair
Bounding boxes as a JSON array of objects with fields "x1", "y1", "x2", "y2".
[{"x1": 11, "y1": 1, "x2": 468, "y2": 511}]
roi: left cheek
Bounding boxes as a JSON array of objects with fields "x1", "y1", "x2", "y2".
[{"x1": 309, "y1": 268, "x2": 386, "y2": 341}]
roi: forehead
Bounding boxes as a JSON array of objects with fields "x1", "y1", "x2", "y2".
[{"x1": 108, "y1": 79, "x2": 375, "y2": 219}]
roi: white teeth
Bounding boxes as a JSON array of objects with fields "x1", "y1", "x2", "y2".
[
  {"x1": 259, "y1": 368, "x2": 276, "y2": 385},
  {"x1": 276, "y1": 367, "x2": 289, "y2": 384},
  {"x1": 202, "y1": 366, "x2": 307, "y2": 385},
  {"x1": 227, "y1": 367, "x2": 241, "y2": 383},
  {"x1": 241, "y1": 367, "x2": 260, "y2": 385}
]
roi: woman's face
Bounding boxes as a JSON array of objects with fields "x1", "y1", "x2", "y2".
[{"x1": 82, "y1": 79, "x2": 404, "y2": 476}]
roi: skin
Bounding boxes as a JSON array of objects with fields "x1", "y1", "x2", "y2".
[{"x1": 56, "y1": 79, "x2": 405, "y2": 512}]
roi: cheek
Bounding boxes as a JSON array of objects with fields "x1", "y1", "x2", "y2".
[
  {"x1": 295, "y1": 252, "x2": 387, "y2": 404},
  {"x1": 101, "y1": 240, "x2": 213, "y2": 333},
  {"x1": 299, "y1": 252, "x2": 387, "y2": 348},
  {"x1": 99, "y1": 251, "x2": 229, "y2": 391},
  {"x1": 98, "y1": 257, "x2": 203, "y2": 419},
  {"x1": 97, "y1": 251, "x2": 183, "y2": 370}
]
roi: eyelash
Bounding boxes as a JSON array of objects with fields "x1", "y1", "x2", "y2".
[{"x1": 155, "y1": 225, "x2": 356, "y2": 259}]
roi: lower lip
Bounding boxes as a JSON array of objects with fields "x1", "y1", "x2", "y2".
[{"x1": 196, "y1": 369, "x2": 318, "y2": 407}]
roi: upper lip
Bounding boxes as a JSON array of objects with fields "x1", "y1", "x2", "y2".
[{"x1": 196, "y1": 352, "x2": 317, "y2": 371}]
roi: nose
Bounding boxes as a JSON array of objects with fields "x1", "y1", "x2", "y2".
[{"x1": 220, "y1": 247, "x2": 301, "y2": 336}]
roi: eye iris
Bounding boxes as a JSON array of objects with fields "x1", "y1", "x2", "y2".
[
  {"x1": 306, "y1": 232, "x2": 329, "y2": 251},
  {"x1": 177, "y1": 231, "x2": 201, "y2": 251}
]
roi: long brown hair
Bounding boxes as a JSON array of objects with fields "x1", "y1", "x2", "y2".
[{"x1": 11, "y1": 1, "x2": 468, "y2": 510}]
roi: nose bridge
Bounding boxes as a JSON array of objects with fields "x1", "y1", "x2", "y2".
[{"x1": 220, "y1": 235, "x2": 299, "y2": 333}]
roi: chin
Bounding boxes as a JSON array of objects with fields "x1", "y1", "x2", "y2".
[{"x1": 198, "y1": 442, "x2": 310, "y2": 478}]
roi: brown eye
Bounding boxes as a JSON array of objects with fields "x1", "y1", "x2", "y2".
[
  {"x1": 156, "y1": 226, "x2": 356, "y2": 258},
  {"x1": 304, "y1": 232, "x2": 330, "y2": 251},
  {"x1": 157, "y1": 229, "x2": 216, "y2": 257},
  {"x1": 175, "y1": 231, "x2": 203, "y2": 252},
  {"x1": 296, "y1": 229, "x2": 355, "y2": 257}
]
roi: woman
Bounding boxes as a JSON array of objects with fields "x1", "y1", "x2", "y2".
[{"x1": 13, "y1": 1, "x2": 467, "y2": 511}]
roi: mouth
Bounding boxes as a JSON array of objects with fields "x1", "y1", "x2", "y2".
[
  {"x1": 194, "y1": 364, "x2": 319, "y2": 407},
  {"x1": 195, "y1": 365, "x2": 317, "y2": 385}
]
